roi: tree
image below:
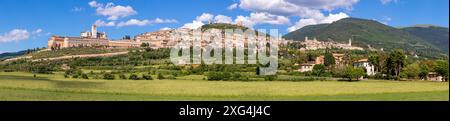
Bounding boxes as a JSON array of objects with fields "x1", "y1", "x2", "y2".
[
  {"x1": 434, "y1": 60, "x2": 449, "y2": 81},
  {"x1": 256, "y1": 66, "x2": 260, "y2": 75},
  {"x1": 280, "y1": 59, "x2": 294, "y2": 72},
  {"x1": 418, "y1": 64, "x2": 430, "y2": 80},
  {"x1": 312, "y1": 64, "x2": 326, "y2": 77},
  {"x1": 418, "y1": 60, "x2": 435, "y2": 80},
  {"x1": 324, "y1": 50, "x2": 335, "y2": 67},
  {"x1": 385, "y1": 50, "x2": 406, "y2": 80},
  {"x1": 307, "y1": 53, "x2": 316, "y2": 61},
  {"x1": 369, "y1": 52, "x2": 388, "y2": 74},
  {"x1": 342, "y1": 66, "x2": 365, "y2": 81},
  {"x1": 141, "y1": 43, "x2": 149, "y2": 48},
  {"x1": 402, "y1": 63, "x2": 420, "y2": 79}
]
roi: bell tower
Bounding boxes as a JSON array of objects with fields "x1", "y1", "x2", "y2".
[
  {"x1": 348, "y1": 38, "x2": 352, "y2": 46},
  {"x1": 91, "y1": 25, "x2": 97, "y2": 38}
]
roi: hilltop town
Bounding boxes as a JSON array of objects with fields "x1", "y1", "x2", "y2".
[
  {"x1": 47, "y1": 24, "x2": 365, "y2": 51},
  {"x1": 0, "y1": 22, "x2": 442, "y2": 82}
]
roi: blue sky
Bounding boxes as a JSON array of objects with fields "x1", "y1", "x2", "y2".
[{"x1": 0, "y1": 0, "x2": 448, "y2": 53}]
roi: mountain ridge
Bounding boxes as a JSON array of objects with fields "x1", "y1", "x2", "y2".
[{"x1": 283, "y1": 17, "x2": 448, "y2": 58}]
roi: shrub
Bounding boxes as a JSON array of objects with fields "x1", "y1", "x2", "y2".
[
  {"x1": 65, "y1": 69, "x2": 76, "y2": 75},
  {"x1": 232, "y1": 73, "x2": 242, "y2": 80},
  {"x1": 206, "y1": 72, "x2": 223, "y2": 81},
  {"x1": 129, "y1": 74, "x2": 140, "y2": 80},
  {"x1": 157, "y1": 73, "x2": 165, "y2": 80},
  {"x1": 72, "y1": 74, "x2": 79, "y2": 78},
  {"x1": 282, "y1": 77, "x2": 327, "y2": 81},
  {"x1": 93, "y1": 74, "x2": 100, "y2": 79},
  {"x1": 119, "y1": 74, "x2": 127, "y2": 80},
  {"x1": 312, "y1": 64, "x2": 326, "y2": 77},
  {"x1": 142, "y1": 74, "x2": 153, "y2": 80},
  {"x1": 264, "y1": 75, "x2": 277, "y2": 81},
  {"x1": 103, "y1": 73, "x2": 115, "y2": 80},
  {"x1": 165, "y1": 75, "x2": 176, "y2": 79},
  {"x1": 76, "y1": 69, "x2": 83, "y2": 76},
  {"x1": 238, "y1": 76, "x2": 249, "y2": 81},
  {"x1": 222, "y1": 72, "x2": 232, "y2": 81},
  {"x1": 81, "y1": 73, "x2": 89, "y2": 79},
  {"x1": 3, "y1": 69, "x2": 14, "y2": 72}
]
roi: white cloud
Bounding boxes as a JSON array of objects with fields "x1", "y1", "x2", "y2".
[
  {"x1": 233, "y1": 12, "x2": 290, "y2": 28},
  {"x1": 234, "y1": 15, "x2": 255, "y2": 27},
  {"x1": 181, "y1": 20, "x2": 204, "y2": 29},
  {"x1": 89, "y1": 1, "x2": 103, "y2": 8},
  {"x1": 380, "y1": 0, "x2": 398, "y2": 5},
  {"x1": 0, "y1": 29, "x2": 30, "y2": 43},
  {"x1": 71, "y1": 7, "x2": 84, "y2": 12},
  {"x1": 214, "y1": 15, "x2": 233, "y2": 24},
  {"x1": 94, "y1": 19, "x2": 116, "y2": 27},
  {"x1": 160, "y1": 27, "x2": 173, "y2": 30},
  {"x1": 94, "y1": 18, "x2": 177, "y2": 27},
  {"x1": 182, "y1": 12, "x2": 290, "y2": 29},
  {"x1": 196, "y1": 13, "x2": 214, "y2": 22},
  {"x1": 321, "y1": 12, "x2": 350, "y2": 23},
  {"x1": 32, "y1": 29, "x2": 43, "y2": 35},
  {"x1": 248, "y1": 12, "x2": 290, "y2": 25},
  {"x1": 181, "y1": 13, "x2": 214, "y2": 29},
  {"x1": 151, "y1": 18, "x2": 178, "y2": 24},
  {"x1": 117, "y1": 19, "x2": 150, "y2": 27},
  {"x1": 89, "y1": 1, "x2": 137, "y2": 20},
  {"x1": 380, "y1": 16, "x2": 392, "y2": 25},
  {"x1": 238, "y1": 0, "x2": 358, "y2": 16},
  {"x1": 232, "y1": 0, "x2": 357, "y2": 31},
  {"x1": 227, "y1": 3, "x2": 238, "y2": 10},
  {"x1": 285, "y1": 0, "x2": 359, "y2": 11},
  {"x1": 288, "y1": 12, "x2": 349, "y2": 32}
]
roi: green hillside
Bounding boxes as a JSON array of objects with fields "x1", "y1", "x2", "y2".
[
  {"x1": 0, "y1": 50, "x2": 28, "y2": 61},
  {"x1": 201, "y1": 23, "x2": 249, "y2": 31},
  {"x1": 402, "y1": 26, "x2": 449, "y2": 53},
  {"x1": 283, "y1": 18, "x2": 447, "y2": 59}
]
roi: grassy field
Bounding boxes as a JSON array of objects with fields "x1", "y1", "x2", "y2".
[{"x1": 0, "y1": 72, "x2": 448, "y2": 101}]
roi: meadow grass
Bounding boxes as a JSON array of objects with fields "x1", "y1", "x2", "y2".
[{"x1": 0, "y1": 72, "x2": 448, "y2": 101}]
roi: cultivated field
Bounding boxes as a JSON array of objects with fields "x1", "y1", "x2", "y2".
[{"x1": 0, "y1": 72, "x2": 448, "y2": 101}]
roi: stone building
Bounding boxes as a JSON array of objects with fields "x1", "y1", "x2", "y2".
[
  {"x1": 299, "y1": 37, "x2": 364, "y2": 51},
  {"x1": 48, "y1": 25, "x2": 109, "y2": 49},
  {"x1": 48, "y1": 25, "x2": 142, "y2": 49},
  {"x1": 135, "y1": 29, "x2": 176, "y2": 49},
  {"x1": 298, "y1": 61, "x2": 316, "y2": 72},
  {"x1": 353, "y1": 59, "x2": 376, "y2": 76},
  {"x1": 296, "y1": 53, "x2": 346, "y2": 72}
]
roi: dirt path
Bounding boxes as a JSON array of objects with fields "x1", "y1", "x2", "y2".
[
  {"x1": 2, "y1": 56, "x2": 32, "y2": 62},
  {"x1": 31, "y1": 51, "x2": 129, "y2": 62}
]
